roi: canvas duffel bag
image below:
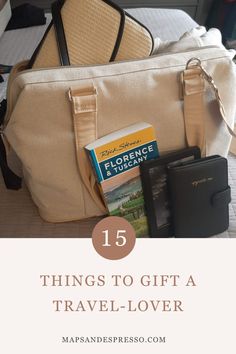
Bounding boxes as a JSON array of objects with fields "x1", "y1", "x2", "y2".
[{"x1": 1, "y1": 46, "x2": 236, "y2": 222}]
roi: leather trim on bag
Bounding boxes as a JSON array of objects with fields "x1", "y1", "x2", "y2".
[
  {"x1": 101, "y1": 0, "x2": 126, "y2": 62},
  {"x1": 51, "y1": 0, "x2": 70, "y2": 66},
  {"x1": 51, "y1": 0, "x2": 126, "y2": 66}
]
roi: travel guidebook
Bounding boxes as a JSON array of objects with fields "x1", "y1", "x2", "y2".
[{"x1": 86, "y1": 122, "x2": 159, "y2": 237}]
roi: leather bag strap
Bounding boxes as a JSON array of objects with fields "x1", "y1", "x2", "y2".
[
  {"x1": 51, "y1": 1, "x2": 70, "y2": 66},
  {"x1": 69, "y1": 86, "x2": 106, "y2": 212},
  {"x1": 182, "y1": 58, "x2": 236, "y2": 155}
]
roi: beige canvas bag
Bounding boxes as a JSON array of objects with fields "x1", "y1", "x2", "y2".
[{"x1": 1, "y1": 46, "x2": 236, "y2": 222}]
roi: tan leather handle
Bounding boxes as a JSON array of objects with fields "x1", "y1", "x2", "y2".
[{"x1": 69, "y1": 86, "x2": 107, "y2": 213}]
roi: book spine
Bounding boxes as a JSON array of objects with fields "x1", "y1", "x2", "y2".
[{"x1": 89, "y1": 149, "x2": 103, "y2": 183}]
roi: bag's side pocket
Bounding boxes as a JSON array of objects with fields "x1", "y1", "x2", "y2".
[{"x1": 68, "y1": 85, "x2": 107, "y2": 215}]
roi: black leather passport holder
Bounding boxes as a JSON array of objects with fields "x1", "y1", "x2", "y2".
[
  {"x1": 140, "y1": 146, "x2": 201, "y2": 238},
  {"x1": 168, "y1": 155, "x2": 231, "y2": 237}
]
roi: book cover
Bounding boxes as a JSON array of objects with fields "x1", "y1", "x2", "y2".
[{"x1": 86, "y1": 122, "x2": 159, "y2": 237}]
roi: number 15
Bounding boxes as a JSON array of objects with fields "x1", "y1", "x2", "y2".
[{"x1": 102, "y1": 230, "x2": 127, "y2": 247}]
